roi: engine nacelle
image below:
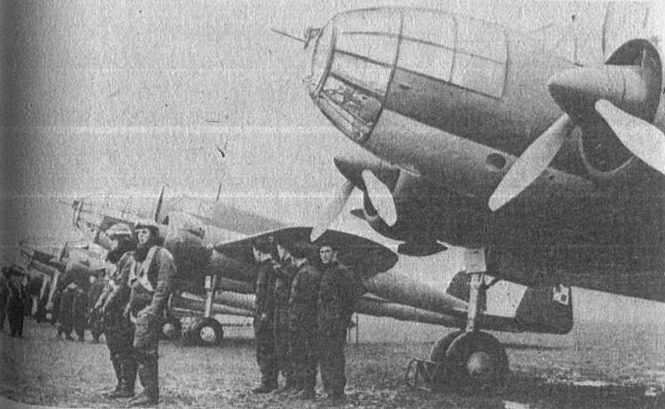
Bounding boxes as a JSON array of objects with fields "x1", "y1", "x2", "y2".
[
  {"x1": 334, "y1": 154, "x2": 448, "y2": 256},
  {"x1": 578, "y1": 39, "x2": 663, "y2": 181},
  {"x1": 360, "y1": 173, "x2": 447, "y2": 256},
  {"x1": 162, "y1": 212, "x2": 212, "y2": 293}
]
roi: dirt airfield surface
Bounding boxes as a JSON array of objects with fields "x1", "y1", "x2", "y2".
[{"x1": 2, "y1": 317, "x2": 665, "y2": 409}]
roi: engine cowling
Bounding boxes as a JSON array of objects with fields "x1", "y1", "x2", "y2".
[
  {"x1": 333, "y1": 154, "x2": 448, "y2": 255},
  {"x1": 576, "y1": 39, "x2": 663, "y2": 180},
  {"x1": 360, "y1": 173, "x2": 447, "y2": 256}
]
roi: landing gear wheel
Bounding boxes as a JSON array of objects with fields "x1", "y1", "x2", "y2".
[
  {"x1": 429, "y1": 330, "x2": 463, "y2": 386},
  {"x1": 188, "y1": 317, "x2": 223, "y2": 346},
  {"x1": 430, "y1": 330, "x2": 464, "y2": 362},
  {"x1": 45, "y1": 311, "x2": 55, "y2": 325},
  {"x1": 160, "y1": 316, "x2": 182, "y2": 341},
  {"x1": 444, "y1": 332, "x2": 508, "y2": 391}
]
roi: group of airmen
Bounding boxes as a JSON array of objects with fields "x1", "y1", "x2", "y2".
[
  {"x1": 6, "y1": 221, "x2": 176, "y2": 407},
  {"x1": 4, "y1": 221, "x2": 366, "y2": 408},
  {"x1": 251, "y1": 237, "x2": 365, "y2": 406},
  {"x1": 90, "y1": 220, "x2": 176, "y2": 407}
]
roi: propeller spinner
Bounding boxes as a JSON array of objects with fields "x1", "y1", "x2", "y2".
[{"x1": 489, "y1": 51, "x2": 665, "y2": 211}]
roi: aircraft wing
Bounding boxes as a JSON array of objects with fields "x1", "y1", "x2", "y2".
[
  {"x1": 170, "y1": 225, "x2": 570, "y2": 335},
  {"x1": 211, "y1": 226, "x2": 399, "y2": 278},
  {"x1": 209, "y1": 202, "x2": 287, "y2": 235}
]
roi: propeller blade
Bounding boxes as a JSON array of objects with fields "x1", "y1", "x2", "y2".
[
  {"x1": 153, "y1": 186, "x2": 165, "y2": 222},
  {"x1": 361, "y1": 170, "x2": 397, "y2": 226},
  {"x1": 489, "y1": 115, "x2": 574, "y2": 211},
  {"x1": 310, "y1": 179, "x2": 355, "y2": 241},
  {"x1": 595, "y1": 99, "x2": 665, "y2": 175}
]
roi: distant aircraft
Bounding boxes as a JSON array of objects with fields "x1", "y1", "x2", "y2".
[
  {"x1": 18, "y1": 239, "x2": 107, "y2": 323},
  {"x1": 68, "y1": 188, "x2": 574, "y2": 357},
  {"x1": 286, "y1": 3, "x2": 665, "y2": 388}
]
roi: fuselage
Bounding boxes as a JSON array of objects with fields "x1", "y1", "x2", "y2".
[{"x1": 307, "y1": 7, "x2": 665, "y2": 293}]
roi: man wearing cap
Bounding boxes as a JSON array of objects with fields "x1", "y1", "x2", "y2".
[
  {"x1": 5, "y1": 267, "x2": 27, "y2": 338},
  {"x1": 288, "y1": 242, "x2": 321, "y2": 400},
  {"x1": 126, "y1": 220, "x2": 176, "y2": 407},
  {"x1": 96, "y1": 223, "x2": 138, "y2": 399},
  {"x1": 251, "y1": 238, "x2": 278, "y2": 394},
  {"x1": 317, "y1": 243, "x2": 365, "y2": 406},
  {"x1": 272, "y1": 240, "x2": 299, "y2": 394},
  {"x1": 0, "y1": 267, "x2": 8, "y2": 333},
  {"x1": 58, "y1": 259, "x2": 91, "y2": 341}
]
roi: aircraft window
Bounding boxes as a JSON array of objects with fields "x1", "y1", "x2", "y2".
[
  {"x1": 310, "y1": 23, "x2": 334, "y2": 92},
  {"x1": 452, "y1": 53, "x2": 505, "y2": 97},
  {"x1": 398, "y1": 39, "x2": 454, "y2": 81},
  {"x1": 402, "y1": 10, "x2": 455, "y2": 48},
  {"x1": 322, "y1": 76, "x2": 381, "y2": 127},
  {"x1": 330, "y1": 53, "x2": 392, "y2": 96},
  {"x1": 455, "y1": 17, "x2": 507, "y2": 63},
  {"x1": 335, "y1": 33, "x2": 397, "y2": 66},
  {"x1": 334, "y1": 8, "x2": 401, "y2": 37}
]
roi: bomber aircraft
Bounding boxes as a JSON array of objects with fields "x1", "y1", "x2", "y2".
[
  {"x1": 67, "y1": 186, "x2": 574, "y2": 375},
  {"x1": 18, "y1": 239, "x2": 108, "y2": 323},
  {"x1": 274, "y1": 2, "x2": 665, "y2": 388}
]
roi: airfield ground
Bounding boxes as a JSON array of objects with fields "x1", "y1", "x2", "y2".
[{"x1": 1, "y1": 317, "x2": 665, "y2": 409}]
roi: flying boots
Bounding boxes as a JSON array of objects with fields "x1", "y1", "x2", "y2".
[
  {"x1": 103, "y1": 360, "x2": 136, "y2": 399},
  {"x1": 129, "y1": 359, "x2": 158, "y2": 407},
  {"x1": 101, "y1": 360, "x2": 123, "y2": 399}
]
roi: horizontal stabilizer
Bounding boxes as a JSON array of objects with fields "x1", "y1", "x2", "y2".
[
  {"x1": 514, "y1": 285, "x2": 573, "y2": 334},
  {"x1": 446, "y1": 271, "x2": 573, "y2": 334}
]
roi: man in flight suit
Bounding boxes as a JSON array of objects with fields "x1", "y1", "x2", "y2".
[
  {"x1": 0, "y1": 267, "x2": 8, "y2": 333},
  {"x1": 126, "y1": 220, "x2": 176, "y2": 407},
  {"x1": 97, "y1": 223, "x2": 138, "y2": 399},
  {"x1": 58, "y1": 260, "x2": 91, "y2": 341},
  {"x1": 317, "y1": 243, "x2": 365, "y2": 406},
  {"x1": 251, "y1": 238, "x2": 278, "y2": 393},
  {"x1": 5, "y1": 268, "x2": 27, "y2": 338},
  {"x1": 288, "y1": 243, "x2": 322, "y2": 400},
  {"x1": 272, "y1": 239, "x2": 299, "y2": 394},
  {"x1": 87, "y1": 269, "x2": 106, "y2": 343}
]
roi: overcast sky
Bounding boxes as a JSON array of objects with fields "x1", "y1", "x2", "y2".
[{"x1": 1, "y1": 1, "x2": 664, "y2": 322}]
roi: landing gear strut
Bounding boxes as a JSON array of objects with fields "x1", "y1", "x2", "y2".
[
  {"x1": 186, "y1": 275, "x2": 224, "y2": 346},
  {"x1": 430, "y1": 248, "x2": 508, "y2": 390}
]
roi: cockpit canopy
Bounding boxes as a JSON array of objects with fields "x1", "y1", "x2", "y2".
[{"x1": 309, "y1": 8, "x2": 508, "y2": 142}]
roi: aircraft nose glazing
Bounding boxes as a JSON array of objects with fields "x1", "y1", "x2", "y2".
[{"x1": 308, "y1": 9, "x2": 401, "y2": 143}]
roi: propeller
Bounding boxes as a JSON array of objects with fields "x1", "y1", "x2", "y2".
[
  {"x1": 489, "y1": 59, "x2": 662, "y2": 211},
  {"x1": 310, "y1": 179, "x2": 355, "y2": 241},
  {"x1": 595, "y1": 99, "x2": 665, "y2": 175},
  {"x1": 153, "y1": 186, "x2": 165, "y2": 222},
  {"x1": 488, "y1": 115, "x2": 575, "y2": 211},
  {"x1": 361, "y1": 170, "x2": 398, "y2": 226}
]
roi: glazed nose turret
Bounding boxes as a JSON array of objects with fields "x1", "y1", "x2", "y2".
[{"x1": 307, "y1": 9, "x2": 400, "y2": 142}]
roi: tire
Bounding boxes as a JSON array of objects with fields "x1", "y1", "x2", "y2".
[
  {"x1": 45, "y1": 310, "x2": 55, "y2": 325},
  {"x1": 160, "y1": 317, "x2": 182, "y2": 341},
  {"x1": 188, "y1": 317, "x2": 224, "y2": 346},
  {"x1": 430, "y1": 330, "x2": 464, "y2": 362},
  {"x1": 429, "y1": 330, "x2": 463, "y2": 387},
  {"x1": 444, "y1": 331, "x2": 509, "y2": 391}
]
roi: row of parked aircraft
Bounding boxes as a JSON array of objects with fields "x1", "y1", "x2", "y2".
[{"x1": 16, "y1": 2, "x2": 665, "y2": 391}]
